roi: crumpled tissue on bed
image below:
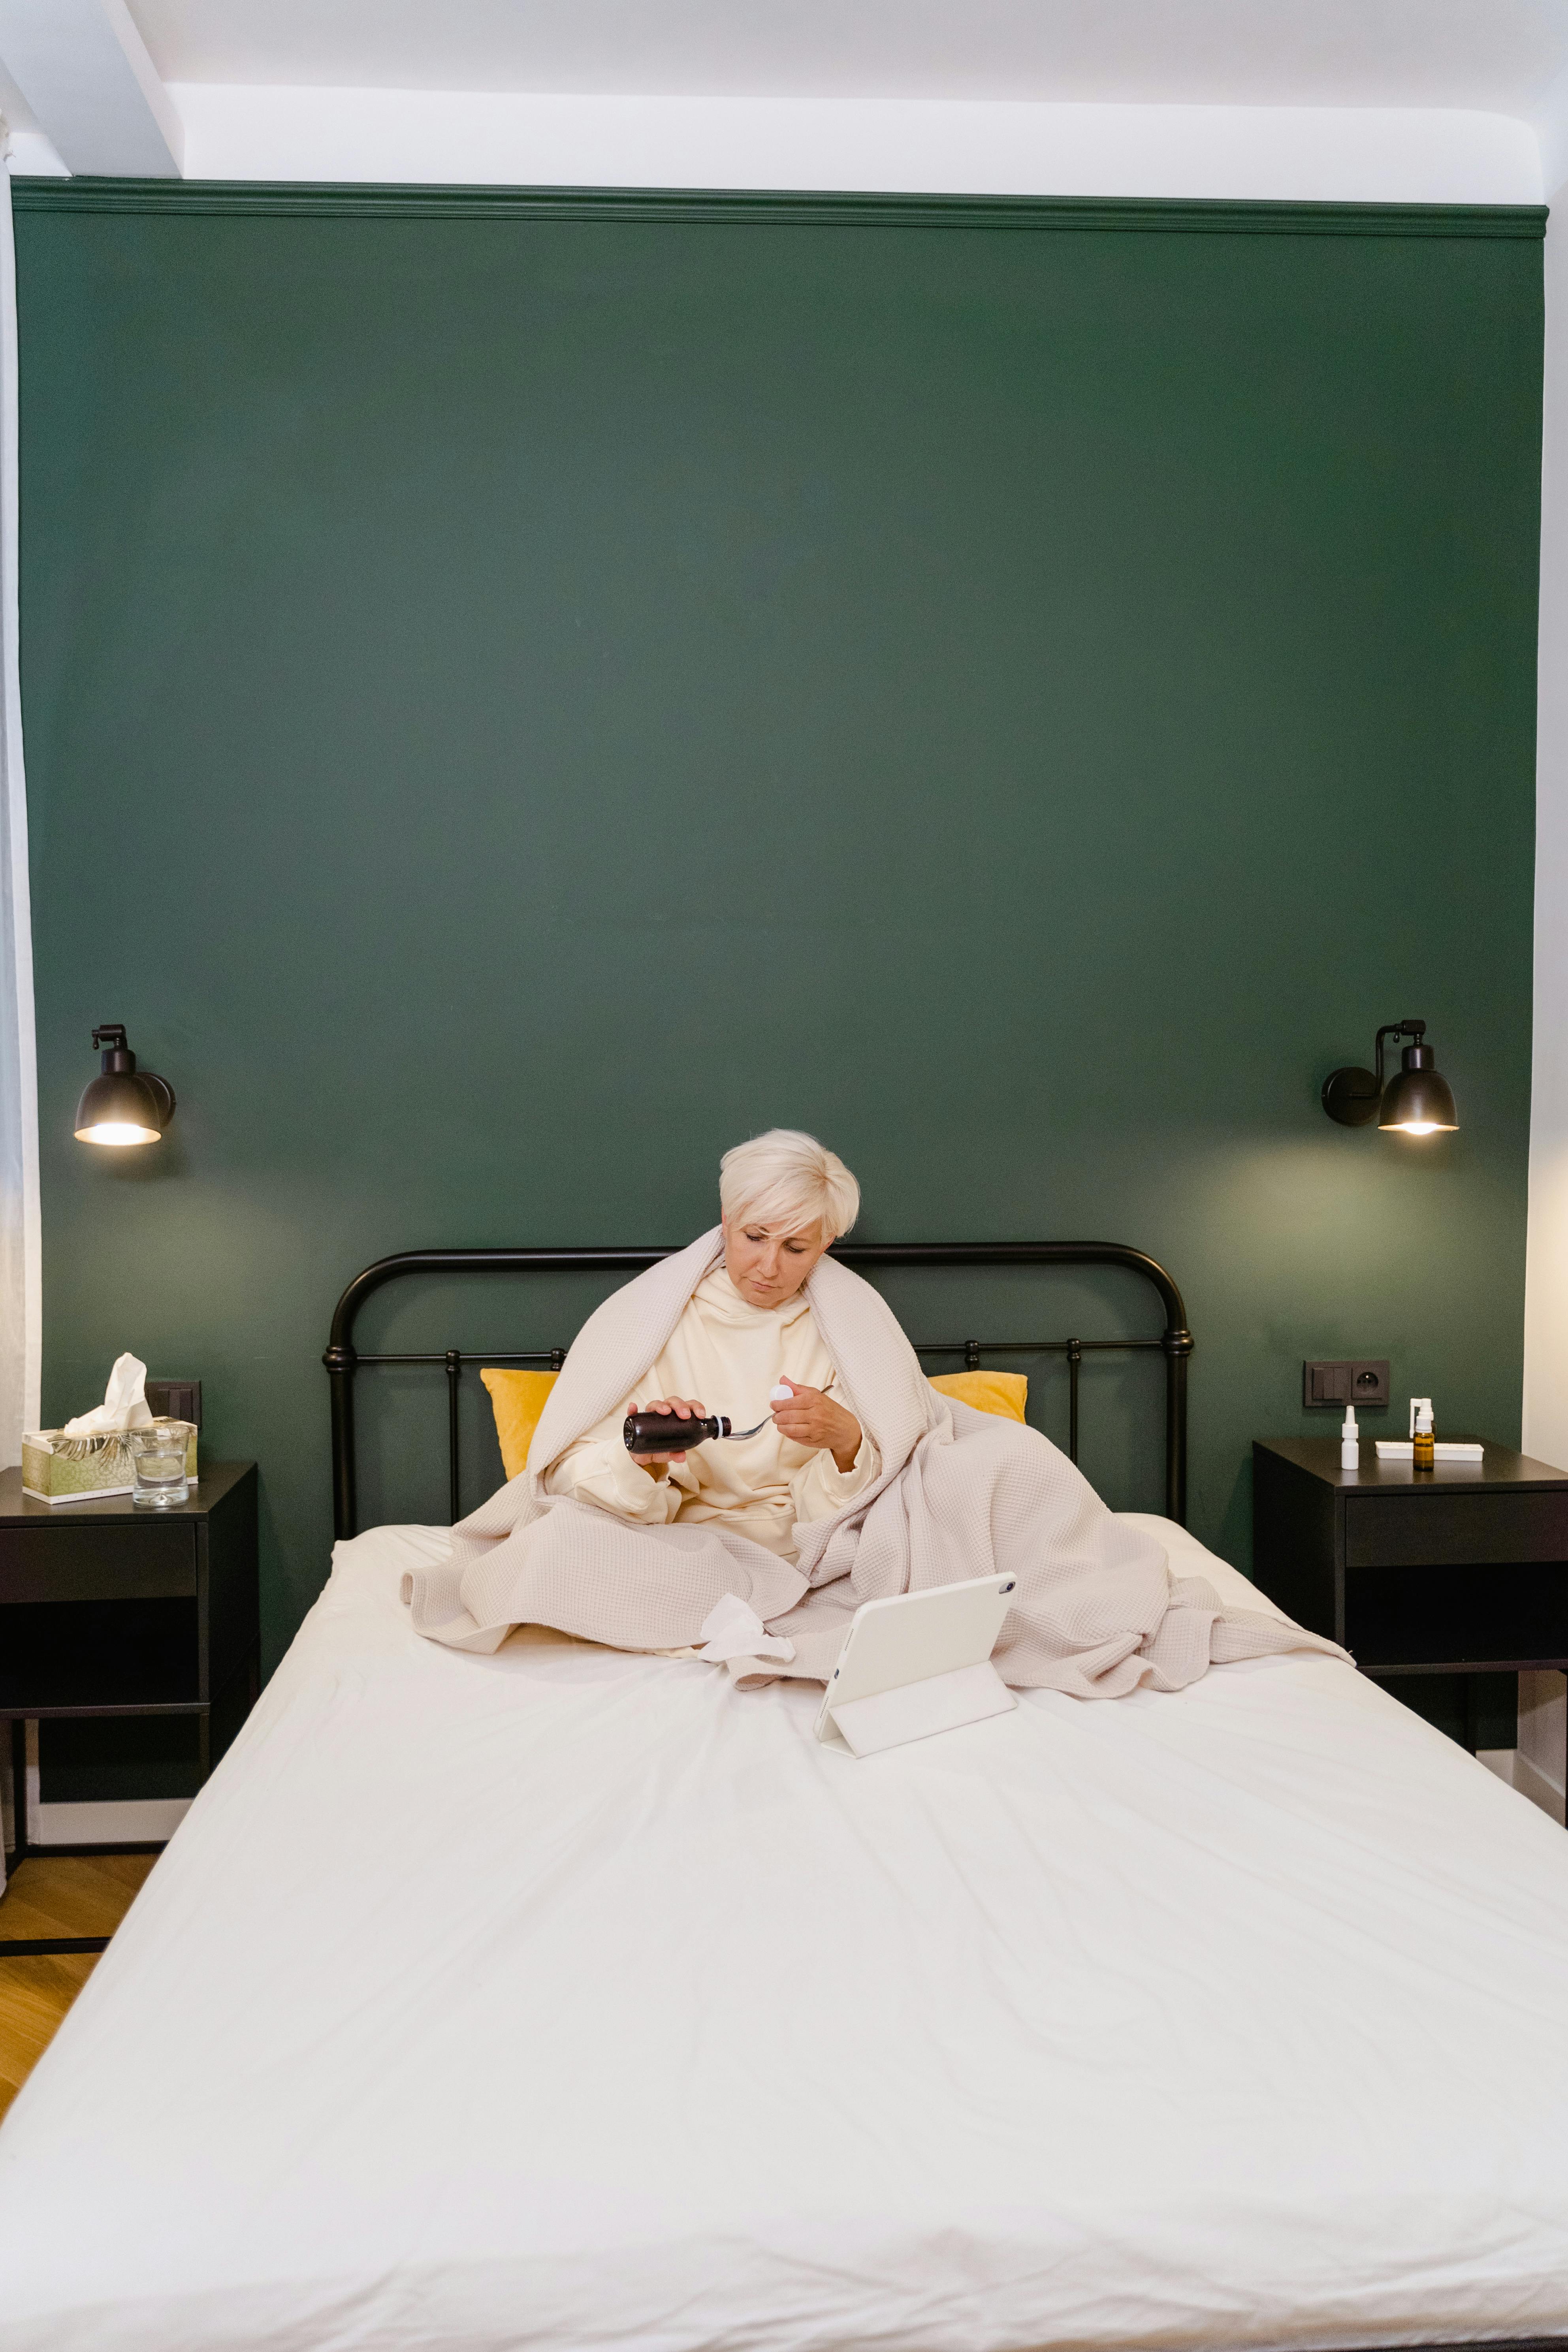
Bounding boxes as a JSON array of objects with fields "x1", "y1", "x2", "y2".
[{"x1": 695, "y1": 1593, "x2": 796, "y2": 1665}]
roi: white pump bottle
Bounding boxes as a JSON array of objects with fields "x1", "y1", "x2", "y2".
[{"x1": 1340, "y1": 1405, "x2": 1359, "y2": 1470}]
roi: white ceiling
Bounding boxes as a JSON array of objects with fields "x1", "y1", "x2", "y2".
[{"x1": 124, "y1": 0, "x2": 1568, "y2": 114}]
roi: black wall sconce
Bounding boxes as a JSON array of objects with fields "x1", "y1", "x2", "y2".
[
  {"x1": 1322, "y1": 1019, "x2": 1457, "y2": 1136},
  {"x1": 74, "y1": 1024, "x2": 176, "y2": 1147}
]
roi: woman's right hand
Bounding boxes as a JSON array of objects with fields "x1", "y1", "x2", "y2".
[{"x1": 635, "y1": 1399, "x2": 708, "y2": 1468}]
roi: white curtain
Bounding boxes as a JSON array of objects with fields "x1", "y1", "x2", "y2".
[{"x1": 0, "y1": 140, "x2": 41, "y2": 1469}]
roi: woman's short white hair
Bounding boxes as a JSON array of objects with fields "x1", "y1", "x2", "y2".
[{"x1": 720, "y1": 1130, "x2": 860, "y2": 1242}]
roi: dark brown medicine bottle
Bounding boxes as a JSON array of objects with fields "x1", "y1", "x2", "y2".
[
  {"x1": 624, "y1": 1409, "x2": 732, "y2": 1454},
  {"x1": 1412, "y1": 1403, "x2": 1435, "y2": 1472}
]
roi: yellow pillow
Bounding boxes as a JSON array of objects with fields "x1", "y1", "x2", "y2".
[
  {"x1": 481, "y1": 1368, "x2": 561, "y2": 1481},
  {"x1": 929, "y1": 1369, "x2": 1029, "y2": 1423}
]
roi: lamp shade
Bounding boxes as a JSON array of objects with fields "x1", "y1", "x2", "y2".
[
  {"x1": 1378, "y1": 1039, "x2": 1458, "y2": 1135},
  {"x1": 74, "y1": 1069, "x2": 164, "y2": 1145},
  {"x1": 74, "y1": 1025, "x2": 175, "y2": 1146}
]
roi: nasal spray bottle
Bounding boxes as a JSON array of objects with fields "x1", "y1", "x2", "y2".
[
  {"x1": 1412, "y1": 1398, "x2": 1435, "y2": 1472},
  {"x1": 1340, "y1": 1405, "x2": 1359, "y2": 1471}
]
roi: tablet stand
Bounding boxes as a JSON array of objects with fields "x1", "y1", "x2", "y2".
[{"x1": 826, "y1": 1660, "x2": 1017, "y2": 1757}]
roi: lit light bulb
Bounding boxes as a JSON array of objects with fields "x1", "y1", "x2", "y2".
[{"x1": 76, "y1": 1120, "x2": 162, "y2": 1146}]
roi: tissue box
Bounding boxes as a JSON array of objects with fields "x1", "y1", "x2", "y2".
[{"x1": 21, "y1": 1420, "x2": 200, "y2": 1506}]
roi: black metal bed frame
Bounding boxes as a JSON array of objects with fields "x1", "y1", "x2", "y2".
[{"x1": 324, "y1": 1239, "x2": 1193, "y2": 1537}]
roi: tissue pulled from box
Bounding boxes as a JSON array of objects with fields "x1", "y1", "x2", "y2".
[{"x1": 63, "y1": 1352, "x2": 155, "y2": 1435}]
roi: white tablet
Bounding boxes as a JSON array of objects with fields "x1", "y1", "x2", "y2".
[{"x1": 813, "y1": 1572, "x2": 1019, "y2": 1755}]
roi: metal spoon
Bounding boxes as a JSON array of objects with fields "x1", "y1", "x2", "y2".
[{"x1": 725, "y1": 1375, "x2": 837, "y2": 1439}]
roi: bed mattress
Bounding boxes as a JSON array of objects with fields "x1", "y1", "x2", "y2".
[{"x1": 2, "y1": 1518, "x2": 1568, "y2": 2352}]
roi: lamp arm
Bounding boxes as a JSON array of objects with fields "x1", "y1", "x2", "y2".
[{"x1": 1375, "y1": 1019, "x2": 1426, "y2": 1090}]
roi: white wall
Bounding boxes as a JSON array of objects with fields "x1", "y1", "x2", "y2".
[
  {"x1": 1527, "y1": 203, "x2": 1568, "y2": 1485},
  {"x1": 162, "y1": 87, "x2": 1544, "y2": 203},
  {"x1": 1519, "y1": 171, "x2": 1568, "y2": 1813}
]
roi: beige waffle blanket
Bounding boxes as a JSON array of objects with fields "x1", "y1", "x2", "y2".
[{"x1": 403, "y1": 1229, "x2": 1344, "y2": 1695}]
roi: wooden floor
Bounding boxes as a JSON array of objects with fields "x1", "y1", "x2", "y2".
[{"x1": 0, "y1": 1852, "x2": 157, "y2": 2120}]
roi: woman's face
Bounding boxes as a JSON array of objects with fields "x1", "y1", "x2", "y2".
[{"x1": 722, "y1": 1212, "x2": 830, "y2": 1308}]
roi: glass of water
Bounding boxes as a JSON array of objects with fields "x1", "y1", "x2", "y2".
[{"x1": 126, "y1": 1420, "x2": 194, "y2": 1509}]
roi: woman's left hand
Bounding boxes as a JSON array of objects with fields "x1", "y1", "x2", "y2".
[{"x1": 772, "y1": 1378, "x2": 862, "y2": 1473}]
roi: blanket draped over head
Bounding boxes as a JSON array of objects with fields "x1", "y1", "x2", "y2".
[{"x1": 403, "y1": 1229, "x2": 1344, "y2": 1696}]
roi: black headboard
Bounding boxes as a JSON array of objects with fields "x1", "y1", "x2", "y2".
[{"x1": 324, "y1": 1241, "x2": 1193, "y2": 1540}]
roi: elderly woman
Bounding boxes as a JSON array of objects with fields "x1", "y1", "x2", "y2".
[
  {"x1": 542, "y1": 1132, "x2": 874, "y2": 1562},
  {"x1": 409, "y1": 1129, "x2": 1340, "y2": 1698}
]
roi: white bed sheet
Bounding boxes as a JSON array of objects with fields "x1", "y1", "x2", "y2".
[{"x1": 4, "y1": 1518, "x2": 1568, "y2": 2352}]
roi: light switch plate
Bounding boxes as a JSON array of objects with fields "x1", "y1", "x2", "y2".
[
  {"x1": 147, "y1": 1377, "x2": 202, "y2": 1429},
  {"x1": 1303, "y1": 1359, "x2": 1389, "y2": 1410}
]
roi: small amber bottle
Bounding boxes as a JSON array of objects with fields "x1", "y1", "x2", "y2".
[{"x1": 1412, "y1": 1402, "x2": 1435, "y2": 1472}]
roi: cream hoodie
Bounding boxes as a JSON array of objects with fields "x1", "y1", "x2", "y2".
[{"x1": 542, "y1": 1265, "x2": 880, "y2": 1561}]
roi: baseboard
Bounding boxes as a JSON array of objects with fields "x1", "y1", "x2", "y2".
[
  {"x1": 1478, "y1": 1746, "x2": 1564, "y2": 1825},
  {"x1": 32, "y1": 1797, "x2": 191, "y2": 1846},
  {"x1": 2, "y1": 1722, "x2": 194, "y2": 1854},
  {"x1": 1511, "y1": 1749, "x2": 1566, "y2": 1826}
]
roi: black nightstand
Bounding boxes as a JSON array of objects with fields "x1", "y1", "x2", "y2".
[
  {"x1": 0, "y1": 1461, "x2": 258, "y2": 1951},
  {"x1": 1253, "y1": 1437, "x2": 1568, "y2": 1795}
]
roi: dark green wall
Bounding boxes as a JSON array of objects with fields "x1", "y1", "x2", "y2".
[{"x1": 15, "y1": 185, "x2": 1544, "y2": 1691}]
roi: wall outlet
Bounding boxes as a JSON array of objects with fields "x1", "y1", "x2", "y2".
[{"x1": 1303, "y1": 1359, "x2": 1389, "y2": 1410}]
